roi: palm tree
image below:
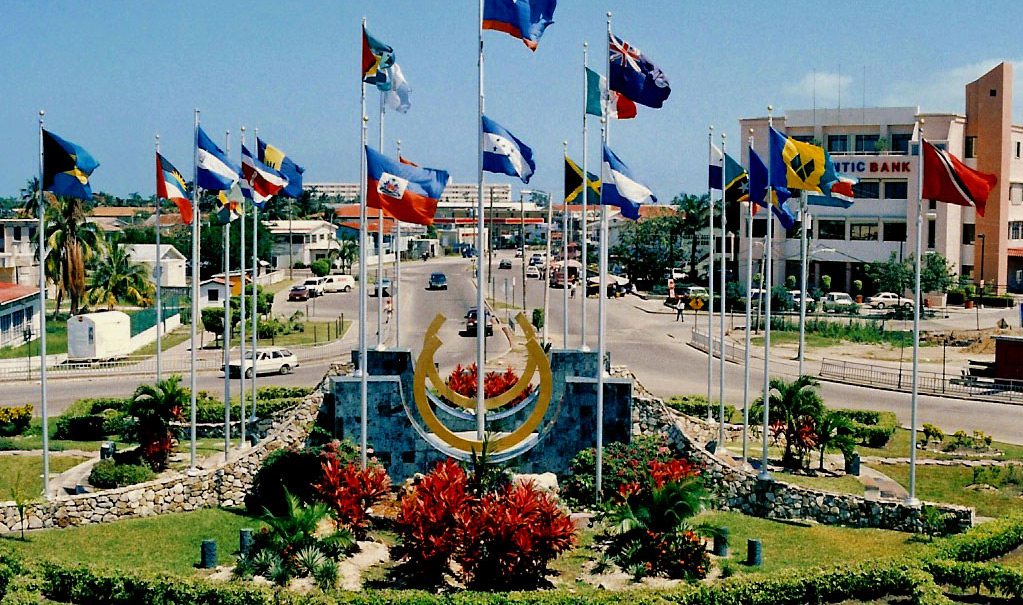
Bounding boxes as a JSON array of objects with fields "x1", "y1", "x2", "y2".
[
  {"x1": 608, "y1": 477, "x2": 711, "y2": 538},
  {"x1": 41, "y1": 196, "x2": 103, "y2": 317},
  {"x1": 752, "y1": 375, "x2": 825, "y2": 469},
  {"x1": 18, "y1": 177, "x2": 40, "y2": 218},
  {"x1": 334, "y1": 237, "x2": 358, "y2": 274},
  {"x1": 129, "y1": 374, "x2": 187, "y2": 470},
  {"x1": 815, "y1": 410, "x2": 855, "y2": 471},
  {"x1": 87, "y1": 243, "x2": 155, "y2": 310},
  {"x1": 673, "y1": 193, "x2": 711, "y2": 279}
]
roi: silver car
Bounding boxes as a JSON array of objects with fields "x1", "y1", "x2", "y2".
[{"x1": 227, "y1": 347, "x2": 299, "y2": 378}]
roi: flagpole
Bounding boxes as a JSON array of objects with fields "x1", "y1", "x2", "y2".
[
  {"x1": 798, "y1": 191, "x2": 808, "y2": 376},
  {"x1": 250, "y1": 128, "x2": 260, "y2": 427},
  {"x1": 742, "y1": 130, "x2": 755, "y2": 466},
  {"x1": 238, "y1": 126, "x2": 247, "y2": 449},
  {"x1": 706, "y1": 126, "x2": 714, "y2": 422},
  {"x1": 38, "y1": 110, "x2": 49, "y2": 498},
  {"x1": 189, "y1": 109, "x2": 200, "y2": 472},
  {"x1": 718, "y1": 133, "x2": 727, "y2": 449},
  {"x1": 155, "y1": 134, "x2": 163, "y2": 385},
  {"x1": 595, "y1": 11, "x2": 612, "y2": 503},
  {"x1": 395, "y1": 139, "x2": 402, "y2": 348},
  {"x1": 907, "y1": 126, "x2": 925, "y2": 505},
  {"x1": 359, "y1": 18, "x2": 370, "y2": 468},
  {"x1": 475, "y1": 0, "x2": 486, "y2": 441},
  {"x1": 580, "y1": 41, "x2": 590, "y2": 352},
  {"x1": 543, "y1": 190, "x2": 552, "y2": 346},
  {"x1": 562, "y1": 141, "x2": 569, "y2": 348},
  {"x1": 222, "y1": 130, "x2": 232, "y2": 458},
  {"x1": 760, "y1": 106, "x2": 774, "y2": 481},
  {"x1": 377, "y1": 91, "x2": 386, "y2": 350}
]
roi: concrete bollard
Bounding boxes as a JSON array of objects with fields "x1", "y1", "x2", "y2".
[
  {"x1": 200, "y1": 539, "x2": 217, "y2": 569},
  {"x1": 713, "y1": 527, "x2": 729, "y2": 557},
  {"x1": 239, "y1": 529, "x2": 254, "y2": 557},
  {"x1": 746, "y1": 539, "x2": 762, "y2": 567}
]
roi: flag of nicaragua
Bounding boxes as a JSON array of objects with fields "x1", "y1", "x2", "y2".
[
  {"x1": 366, "y1": 146, "x2": 450, "y2": 226},
  {"x1": 155, "y1": 152, "x2": 193, "y2": 225},
  {"x1": 601, "y1": 144, "x2": 655, "y2": 220},
  {"x1": 196, "y1": 126, "x2": 240, "y2": 191},
  {"x1": 241, "y1": 144, "x2": 288, "y2": 208},
  {"x1": 482, "y1": 115, "x2": 535, "y2": 184}
]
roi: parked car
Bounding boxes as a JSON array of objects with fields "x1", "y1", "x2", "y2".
[
  {"x1": 226, "y1": 347, "x2": 299, "y2": 378},
  {"x1": 428, "y1": 272, "x2": 448, "y2": 290},
  {"x1": 514, "y1": 249, "x2": 523, "y2": 258},
  {"x1": 525, "y1": 266, "x2": 541, "y2": 279},
  {"x1": 302, "y1": 277, "x2": 326, "y2": 297},
  {"x1": 369, "y1": 278, "x2": 392, "y2": 297},
  {"x1": 288, "y1": 285, "x2": 311, "y2": 301},
  {"x1": 499, "y1": 259, "x2": 512, "y2": 270},
  {"x1": 867, "y1": 292, "x2": 914, "y2": 309},
  {"x1": 684, "y1": 285, "x2": 708, "y2": 300},
  {"x1": 464, "y1": 307, "x2": 494, "y2": 336},
  {"x1": 789, "y1": 290, "x2": 817, "y2": 311},
  {"x1": 321, "y1": 274, "x2": 354, "y2": 293},
  {"x1": 664, "y1": 267, "x2": 686, "y2": 280},
  {"x1": 822, "y1": 292, "x2": 856, "y2": 312}
]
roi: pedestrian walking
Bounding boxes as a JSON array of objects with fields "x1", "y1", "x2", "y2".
[
  {"x1": 385, "y1": 297, "x2": 393, "y2": 324},
  {"x1": 675, "y1": 296, "x2": 685, "y2": 322},
  {"x1": 569, "y1": 279, "x2": 577, "y2": 299}
]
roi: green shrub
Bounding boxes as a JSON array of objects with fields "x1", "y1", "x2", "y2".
[
  {"x1": 0, "y1": 404, "x2": 33, "y2": 436},
  {"x1": 666, "y1": 394, "x2": 738, "y2": 422},
  {"x1": 194, "y1": 397, "x2": 304, "y2": 424},
  {"x1": 246, "y1": 443, "x2": 358, "y2": 516},
  {"x1": 87, "y1": 459, "x2": 155, "y2": 489},
  {"x1": 531, "y1": 307, "x2": 544, "y2": 330},
  {"x1": 835, "y1": 409, "x2": 898, "y2": 447},
  {"x1": 927, "y1": 559, "x2": 1023, "y2": 600},
  {"x1": 54, "y1": 415, "x2": 107, "y2": 441},
  {"x1": 932, "y1": 513, "x2": 1023, "y2": 562},
  {"x1": 0, "y1": 438, "x2": 17, "y2": 451},
  {"x1": 562, "y1": 434, "x2": 683, "y2": 507},
  {"x1": 310, "y1": 259, "x2": 331, "y2": 277}
]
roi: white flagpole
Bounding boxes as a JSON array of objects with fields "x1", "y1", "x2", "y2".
[
  {"x1": 706, "y1": 126, "x2": 715, "y2": 422},
  {"x1": 250, "y1": 128, "x2": 260, "y2": 426},
  {"x1": 155, "y1": 134, "x2": 163, "y2": 385},
  {"x1": 38, "y1": 110, "x2": 50, "y2": 498},
  {"x1": 760, "y1": 106, "x2": 775, "y2": 481},
  {"x1": 395, "y1": 139, "x2": 402, "y2": 349},
  {"x1": 907, "y1": 127, "x2": 925, "y2": 505},
  {"x1": 718, "y1": 133, "x2": 727, "y2": 449},
  {"x1": 377, "y1": 91, "x2": 386, "y2": 350},
  {"x1": 562, "y1": 142, "x2": 569, "y2": 348},
  {"x1": 189, "y1": 109, "x2": 200, "y2": 472},
  {"x1": 595, "y1": 11, "x2": 612, "y2": 502},
  {"x1": 798, "y1": 191, "x2": 808, "y2": 376},
  {"x1": 222, "y1": 130, "x2": 232, "y2": 458},
  {"x1": 580, "y1": 41, "x2": 590, "y2": 352},
  {"x1": 742, "y1": 131, "x2": 755, "y2": 465},
  {"x1": 475, "y1": 0, "x2": 486, "y2": 441},
  {"x1": 238, "y1": 126, "x2": 247, "y2": 448},
  {"x1": 544, "y1": 189, "x2": 553, "y2": 345},
  {"x1": 359, "y1": 18, "x2": 370, "y2": 468}
]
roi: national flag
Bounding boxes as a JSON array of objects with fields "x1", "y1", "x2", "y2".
[
  {"x1": 482, "y1": 0, "x2": 557, "y2": 51},
  {"x1": 708, "y1": 143, "x2": 724, "y2": 190},
  {"x1": 241, "y1": 144, "x2": 288, "y2": 210},
  {"x1": 770, "y1": 127, "x2": 826, "y2": 193},
  {"x1": 608, "y1": 33, "x2": 670, "y2": 109},
  {"x1": 922, "y1": 139, "x2": 997, "y2": 217},
  {"x1": 399, "y1": 156, "x2": 419, "y2": 167},
  {"x1": 585, "y1": 67, "x2": 636, "y2": 120},
  {"x1": 482, "y1": 115, "x2": 535, "y2": 183},
  {"x1": 155, "y1": 153, "x2": 193, "y2": 225},
  {"x1": 257, "y1": 138, "x2": 304, "y2": 199},
  {"x1": 707, "y1": 148, "x2": 748, "y2": 203},
  {"x1": 366, "y1": 146, "x2": 449, "y2": 226},
  {"x1": 42, "y1": 130, "x2": 99, "y2": 201},
  {"x1": 216, "y1": 182, "x2": 244, "y2": 224},
  {"x1": 564, "y1": 155, "x2": 600, "y2": 205},
  {"x1": 808, "y1": 152, "x2": 857, "y2": 208},
  {"x1": 196, "y1": 126, "x2": 239, "y2": 192},
  {"x1": 601, "y1": 144, "x2": 655, "y2": 221},
  {"x1": 749, "y1": 146, "x2": 795, "y2": 230},
  {"x1": 362, "y1": 25, "x2": 394, "y2": 86},
  {"x1": 380, "y1": 62, "x2": 412, "y2": 114}
]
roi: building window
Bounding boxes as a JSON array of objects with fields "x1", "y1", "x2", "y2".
[
  {"x1": 927, "y1": 219, "x2": 936, "y2": 249},
  {"x1": 1011, "y1": 183, "x2": 1023, "y2": 205},
  {"x1": 1010, "y1": 221, "x2": 1023, "y2": 240},
  {"x1": 852, "y1": 180, "x2": 879, "y2": 199},
  {"x1": 962, "y1": 223, "x2": 976, "y2": 245},
  {"x1": 752, "y1": 219, "x2": 767, "y2": 238},
  {"x1": 883, "y1": 222, "x2": 907, "y2": 242},
  {"x1": 827, "y1": 135, "x2": 849, "y2": 153},
  {"x1": 891, "y1": 133, "x2": 912, "y2": 154},
  {"x1": 12, "y1": 227, "x2": 20, "y2": 240},
  {"x1": 883, "y1": 181, "x2": 908, "y2": 200},
  {"x1": 965, "y1": 136, "x2": 977, "y2": 159},
  {"x1": 208, "y1": 288, "x2": 219, "y2": 302},
  {"x1": 1017, "y1": 141, "x2": 1021, "y2": 158},
  {"x1": 855, "y1": 134, "x2": 880, "y2": 153},
  {"x1": 849, "y1": 223, "x2": 879, "y2": 241},
  {"x1": 817, "y1": 219, "x2": 845, "y2": 240}
]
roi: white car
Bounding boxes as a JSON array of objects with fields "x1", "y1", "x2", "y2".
[
  {"x1": 321, "y1": 274, "x2": 354, "y2": 293},
  {"x1": 302, "y1": 277, "x2": 326, "y2": 297},
  {"x1": 525, "y1": 266, "x2": 541, "y2": 279},
  {"x1": 226, "y1": 347, "x2": 299, "y2": 378},
  {"x1": 867, "y1": 292, "x2": 914, "y2": 309}
]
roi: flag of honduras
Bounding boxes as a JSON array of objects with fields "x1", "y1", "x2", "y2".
[
  {"x1": 241, "y1": 144, "x2": 288, "y2": 209},
  {"x1": 601, "y1": 144, "x2": 655, "y2": 220},
  {"x1": 366, "y1": 146, "x2": 449, "y2": 226},
  {"x1": 196, "y1": 126, "x2": 239, "y2": 191},
  {"x1": 482, "y1": 115, "x2": 535, "y2": 184}
]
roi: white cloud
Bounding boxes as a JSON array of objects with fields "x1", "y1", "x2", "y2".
[
  {"x1": 783, "y1": 71, "x2": 853, "y2": 107},
  {"x1": 880, "y1": 58, "x2": 1023, "y2": 119}
]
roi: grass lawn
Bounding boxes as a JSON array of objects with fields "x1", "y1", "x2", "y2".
[
  {"x1": 775, "y1": 472, "x2": 865, "y2": 495},
  {"x1": 858, "y1": 428, "x2": 1023, "y2": 462},
  {"x1": 698, "y1": 510, "x2": 926, "y2": 575},
  {"x1": 0, "y1": 318, "x2": 67, "y2": 359},
  {"x1": 132, "y1": 324, "x2": 193, "y2": 356},
  {"x1": 867, "y1": 464, "x2": 1022, "y2": 518},
  {"x1": 751, "y1": 331, "x2": 840, "y2": 349},
  {"x1": 0, "y1": 454, "x2": 89, "y2": 498},
  {"x1": 4, "y1": 508, "x2": 261, "y2": 576},
  {"x1": 263, "y1": 279, "x2": 295, "y2": 295}
]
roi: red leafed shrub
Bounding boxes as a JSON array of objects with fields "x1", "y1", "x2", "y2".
[
  {"x1": 313, "y1": 447, "x2": 390, "y2": 535},
  {"x1": 394, "y1": 459, "x2": 470, "y2": 579},
  {"x1": 445, "y1": 363, "x2": 533, "y2": 406},
  {"x1": 650, "y1": 459, "x2": 700, "y2": 488}
]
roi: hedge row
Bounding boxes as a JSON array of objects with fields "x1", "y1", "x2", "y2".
[
  {"x1": 927, "y1": 560, "x2": 1023, "y2": 601},
  {"x1": 930, "y1": 513, "x2": 1023, "y2": 562},
  {"x1": 666, "y1": 395, "x2": 738, "y2": 423},
  {"x1": 835, "y1": 408, "x2": 899, "y2": 447}
]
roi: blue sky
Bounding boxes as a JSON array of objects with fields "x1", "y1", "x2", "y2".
[{"x1": 2, "y1": 0, "x2": 1022, "y2": 202}]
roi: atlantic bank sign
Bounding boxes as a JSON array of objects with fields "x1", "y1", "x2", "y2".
[{"x1": 831, "y1": 158, "x2": 912, "y2": 175}]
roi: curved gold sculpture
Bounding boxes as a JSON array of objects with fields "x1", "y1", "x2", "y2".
[{"x1": 412, "y1": 312, "x2": 553, "y2": 454}]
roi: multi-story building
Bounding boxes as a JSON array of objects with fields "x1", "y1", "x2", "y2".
[
  {"x1": 262, "y1": 220, "x2": 341, "y2": 269},
  {"x1": 738, "y1": 62, "x2": 1023, "y2": 293},
  {"x1": 0, "y1": 219, "x2": 39, "y2": 286},
  {"x1": 307, "y1": 182, "x2": 512, "y2": 206}
]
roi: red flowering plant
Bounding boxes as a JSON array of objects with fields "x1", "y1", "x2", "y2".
[
  {"x1": 562, "y1": 435, "x2": 683, "y2": 507},
  {"x1": 313, "y1": 440, "x2": 390, "y2": 537},
  {"x1": 444, "y1": 363, "x2": 533, "y2": 407}
]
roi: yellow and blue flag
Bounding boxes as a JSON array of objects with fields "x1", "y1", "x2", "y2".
[
  {"x1": 256, "y1": 138, "x2": 303, "y2": 199},
  {"x1": 770, "y1": 127, "x2": 826, "y2": 193},
  {"x1": 749, "y1": 146, "x2": 795, "y2": 230},
  {"x1": 42, "y1": 130, "x2": 99, "y2": 201}
]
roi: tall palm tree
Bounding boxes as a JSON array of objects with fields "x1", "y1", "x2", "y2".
[
  {"x1": 753, "y1": 375, "x2": 825, "y2": 469},
  {"x1": 87, "y1": 242, "x2": 155, "y2": 310},
  {"x1": 673, "y1": 193, "x2": 712, "y2": 279},
  {"x1": 41, "y1": 196, "x2": 103, "y2": 317},
  {"x1": 18, "y1": 177, "x2": 40, "y2": 218},
  {"x1": 129, "y1": 374, "x2": 187, "y2": 470},
  {"x1": 335, "y1": 237, "x2": 358, "y2": 274}
]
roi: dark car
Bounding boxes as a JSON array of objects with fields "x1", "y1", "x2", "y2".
[
  {"x1": 288, "y1": 285, "x2": 311, "y2": 301},
  {"x1": 428, "y1": 272, "x2": 448, "y2": 290},
  {"x1": 464, "y1": 308, "x2": 494, "y2": 336},
  {"x1": 498, "y1": 259, "x2": 512, "y2": 270}
]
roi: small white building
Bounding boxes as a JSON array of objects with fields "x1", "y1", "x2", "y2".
[
  {"x1": 0, "y1": 282, "x2": 40, "y2": 350},
  {"x1": 198, "y1": 273, "x2": 251, "y2": 309},
  {"x1": 124, "y1": 244, "x2": 187, "y2": 288},
  {"x1": 66, "y1": 311, "x2": 131, "y2": 361},
  {"x1": 263, "y1": 220, "x2": 340, "y2": 269}
]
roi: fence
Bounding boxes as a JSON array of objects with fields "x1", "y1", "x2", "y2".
[
  {"x1": 129, "y1": 296, "x2": 184, "y2": 336},
  {"x1": 689, "y1": 329, "x2": 745, "y2": 363},
  {"x1": 819, "y1": 357, "x2": 1023, "y2": 405}
]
